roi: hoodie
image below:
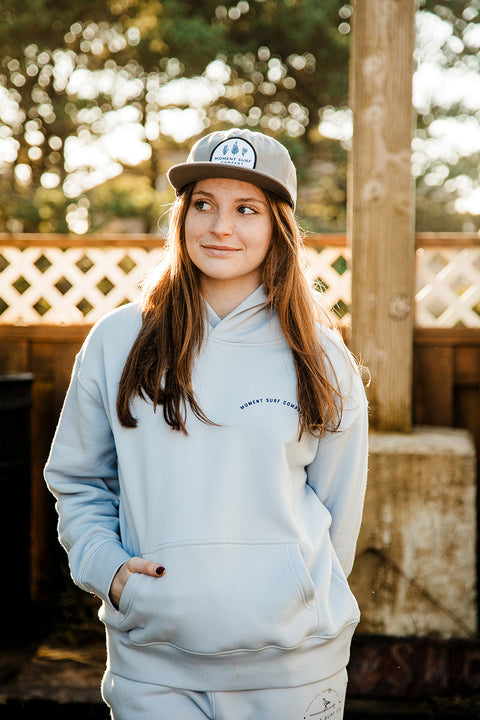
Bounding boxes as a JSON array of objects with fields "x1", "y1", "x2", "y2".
[{"x1": 44, "y1": 285, "x2": 368, "y2": 692}]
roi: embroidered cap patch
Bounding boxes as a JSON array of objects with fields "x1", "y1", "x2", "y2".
[{"x1": 210, "y1": 138, "x2": 256, "y2": 169}]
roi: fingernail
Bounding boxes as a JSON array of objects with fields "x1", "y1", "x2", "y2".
[{"x1": 156, "y1": 566, "x2": 165, "y2": 576}]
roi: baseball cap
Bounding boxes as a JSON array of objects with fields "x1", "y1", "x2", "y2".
[{"x1": 167, "y1": 128, "x2": 297, "y2": 208}]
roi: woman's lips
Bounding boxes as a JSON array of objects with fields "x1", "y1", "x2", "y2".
[{"x1": 201, "y1": 245, "x2": 240, "y2": 256}]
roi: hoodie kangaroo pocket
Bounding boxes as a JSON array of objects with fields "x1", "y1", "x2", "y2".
[{"x1": 116, "y1": 539, "x2": 318, "y2": 655}]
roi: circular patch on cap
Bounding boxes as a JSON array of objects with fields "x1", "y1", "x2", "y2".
[{"x1": 210, "y1": 137, "x2": 256, "y2": 169}]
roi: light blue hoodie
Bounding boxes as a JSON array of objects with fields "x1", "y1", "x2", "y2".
[{"x1": 44, "y1": 285, "x2": 368, "y2": 691}]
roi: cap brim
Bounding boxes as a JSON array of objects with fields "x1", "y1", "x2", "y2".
[{"x1": 167, "y1": 162, "x2": 294, "y2": 207}]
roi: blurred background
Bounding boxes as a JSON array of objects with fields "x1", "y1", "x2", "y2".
[
  {"x1": 2, "y1": 0, "x2": 480, "y2": 236},
  {"x1": 1, "y1": 1, "x2": 480, "y2": 717}
]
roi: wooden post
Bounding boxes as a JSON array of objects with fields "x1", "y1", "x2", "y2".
[{"x1": 349, "y1": 0, "x2": 416, "y2": 432}]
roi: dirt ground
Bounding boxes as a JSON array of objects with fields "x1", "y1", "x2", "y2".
[{"x1": 0, "y1": 640, "x2": 105, "y2": 706}]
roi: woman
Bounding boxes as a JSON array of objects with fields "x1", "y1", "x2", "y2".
[{"x1": 45, "y1": 128, "x2": 368, "y2": 719}]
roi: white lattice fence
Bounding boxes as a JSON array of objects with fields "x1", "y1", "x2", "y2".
[
  {"x1": 0, "y1": 244, "x2": 165, "y2": 325},
  {"x1": 303, "y1": 245, "x2": 351, "y2": 323},
  {"x1": 1, "y1": 234, "x2": 480, "y2": 327},
  {"x1": 415, "y1": 246, "x2": 480, "y2": 327},
  {"x1": 0, "y1": 236, "x2": 352, "y2": 326}
]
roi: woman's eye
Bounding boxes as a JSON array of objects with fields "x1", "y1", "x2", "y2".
[
  {"x1": 238, "y1": 205, "x2": 256, "y2": 215},
  {"x1": 194, "y1": 200, "x2": 210, "y2": 211}
]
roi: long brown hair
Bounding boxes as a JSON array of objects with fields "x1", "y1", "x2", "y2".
[{"x1": 116, "y1": 183, "x2": 343, "y2": 437}]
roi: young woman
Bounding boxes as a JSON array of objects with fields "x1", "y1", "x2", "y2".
[{"x1": 45, "y1": 128, "x2": 368, "y2": 720}]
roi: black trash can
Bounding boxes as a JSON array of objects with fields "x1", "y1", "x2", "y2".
[{"x1": 0, "y1": 373, "x2": 34, "y2": 643}]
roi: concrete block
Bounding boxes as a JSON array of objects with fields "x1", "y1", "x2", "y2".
[{"x1": 349, "y1": 426, "x2": 477, "y2": 638}]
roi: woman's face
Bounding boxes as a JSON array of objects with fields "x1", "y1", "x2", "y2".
[{"x1": 184, "y1": 177, "x2": 273, "y2": 305}]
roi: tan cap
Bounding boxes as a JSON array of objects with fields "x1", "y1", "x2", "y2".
[{"x1": 167, "y1": 128, "x2": 297, "y2": 208}]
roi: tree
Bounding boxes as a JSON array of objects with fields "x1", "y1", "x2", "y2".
[
  {"x1": 0, "y1": 0, "x2": 351, "y2": 233},
  {"x1": 116, "y1": 0, "x2": 351, "y2": 228},
  {"x1": 6, "y1": 1, "x2": 480, "y2": 233},
  {"x1": 0, "y1": 0, "x2": 140, "y2": 230},
  {"x1": 415, "y1": 0, "x2": 480, "y2": 230}
]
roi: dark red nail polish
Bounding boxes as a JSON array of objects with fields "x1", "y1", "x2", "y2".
[{"x1": 156, "y1": 566, "x2": 165, "y2": 576}]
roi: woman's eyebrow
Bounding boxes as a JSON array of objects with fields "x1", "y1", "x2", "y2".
[
  {"x1": 192, "y1": 190, "x2": 266, "y2": 205},
  {"x1": 191, "y1": 190, "x2": 214, "y2": 198},
  {"x1": 235, "y1": 196, "x2": 267, "y2": 205}
]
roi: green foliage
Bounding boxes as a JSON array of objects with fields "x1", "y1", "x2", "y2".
[
  {"x1": 415, "y1": 0, "x2": 480, "y2": 229},
  {"x1": 88, "y1": 172, "x2": 170, "y2": 231},
  {"x1": 0, "y1": 184, "x2": 70, "y2": 232},
  {"x1": 296, "y1": 134, "x2": 347, "y2": 232},
  {"x1": 2, "y1": 0, "x2": 480, "y2": 232},
  {"x1": 0, "y1": 0, "x2": 351, "y2": 233}
]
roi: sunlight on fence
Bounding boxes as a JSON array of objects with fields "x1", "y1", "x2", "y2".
[
  {"x1": 416, "y1": 247, "x2": 480, "y2": 327},
  {"x1": 0, "y1": 245, "x2": 163, "y2": 325},
  {"x1": 0, "y1": 234, "x2": 479, "y2": 327},
  {"x1": 0, "y1": 235, "x2": 352, "y2": 326}
]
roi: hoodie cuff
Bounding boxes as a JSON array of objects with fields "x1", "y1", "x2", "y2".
[{"x1": 79, "y1": 540, "x2": 132, "y2": 603}]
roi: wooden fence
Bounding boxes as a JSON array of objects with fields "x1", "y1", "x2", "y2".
[{"x1": 0, "y1": 232, "x2": 479, "y2": 603}]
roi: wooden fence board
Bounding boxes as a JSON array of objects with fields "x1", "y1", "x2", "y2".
[
  {"x1": 413, "y1": 330, "x2": 480, "y2": 499},
  {"x1": 413, "y1": 345, "x2": 455, "y2": 427},
  {"x1": 455, "y1": 347, "x2": 480, "y2": 386},
  {"x1": 0, "y1": 326, "x2": 88, "y2": 602}
]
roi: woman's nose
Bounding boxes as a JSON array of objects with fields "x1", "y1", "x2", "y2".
[{"x1": 211, "y1": 210, "x2": 233, "y2": 236}]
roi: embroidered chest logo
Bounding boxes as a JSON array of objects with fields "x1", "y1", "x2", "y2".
[{"x1": 239, "y1": 397, "x2": 299, "y2": 412}]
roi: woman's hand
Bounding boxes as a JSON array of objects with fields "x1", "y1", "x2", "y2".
[{"x1": 109, "y1": 557, "x2": 165, "y2": 609}]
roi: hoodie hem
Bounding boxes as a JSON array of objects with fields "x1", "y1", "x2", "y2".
[{"x1": 105, "y1": 622, "x2": 357, "y2": 691}]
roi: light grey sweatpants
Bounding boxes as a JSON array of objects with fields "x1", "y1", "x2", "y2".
[{"x1": 102, "y1": 667, "x2": 348, "y2": 720}]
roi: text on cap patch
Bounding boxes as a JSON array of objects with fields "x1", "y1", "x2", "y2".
[{"x1": 210, "y1": 138, "x2": 257, "y2": 169}]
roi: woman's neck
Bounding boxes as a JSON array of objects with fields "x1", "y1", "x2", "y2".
[{"x1": 200, "y1": 277, "x2": 262, "y2": 319}]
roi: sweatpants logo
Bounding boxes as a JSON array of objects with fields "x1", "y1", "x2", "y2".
[{"x1": 303, "y1": 687, "x2": 343, "y2": 719}]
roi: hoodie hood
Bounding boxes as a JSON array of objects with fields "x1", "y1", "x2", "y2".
[{"x1": 204, "y1": 285, "x2": 284, "y2": 343}]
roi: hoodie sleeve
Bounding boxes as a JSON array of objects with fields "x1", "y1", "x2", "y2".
[
  {"x1": 44, "y1": 347, "x2": 131, "y2": 603},
  {"x1": 305, "y1": 330, "x2": 369, "y2": 578}
]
